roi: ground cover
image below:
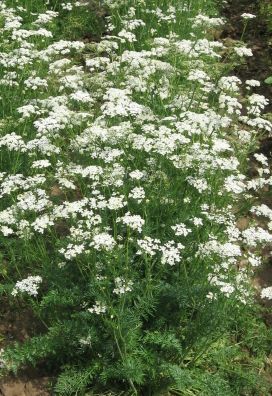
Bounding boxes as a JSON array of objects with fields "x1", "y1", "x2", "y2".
[{"x1": 0, "y1": 0, "x2": 271, "y2": 395}]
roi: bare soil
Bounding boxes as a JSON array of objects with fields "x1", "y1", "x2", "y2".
[{"x1": 0, "y1": 300, "x2": 52, "y2": 395}]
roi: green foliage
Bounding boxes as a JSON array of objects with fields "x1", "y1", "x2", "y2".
[
  {"x1": 54, "y1": 1, "x2": 106, "y2": 41},
  {"x1": 165, "y1": 364, "x2": 233, "y2": 396},
  {"x1": 260, "y1": 0, "x2": 272, "y2": 32},
  {"x1": 55, "y1": 365, "x2": 100, "y2": 396},
  {"x1": 264, "y1": 76, "x2": 272, "y2": 85}
]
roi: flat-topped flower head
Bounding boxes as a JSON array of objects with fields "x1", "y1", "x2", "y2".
[
  {"x1": 12, "y1": 276, "x2": 42, "y2": 297},
  {"x1": 241, "y1": 13, "x2": 256, "y2": 20},
  {"x1": 91, "y1": 233, "x2": 116, "y2": 251},
  {"x1": 261, "y1": 287, "x2": 272, "y2": 300}
]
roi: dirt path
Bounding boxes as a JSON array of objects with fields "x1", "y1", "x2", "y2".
[{"x1": 0, "y1": 378, "x2": 50, "y2": 396}]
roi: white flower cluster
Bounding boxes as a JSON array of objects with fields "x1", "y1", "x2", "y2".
[
  {"x1": 161, "y1": 241, "x2": 184, "y2": 266},
  {"x1": 113, "y1": 277, "x2": 133, "y2": 295},
  {"x1": 129, "y1": 187, "x2": 145, "y2": 203},
  {"x1": 260, "y1": 287, "x2": 272, "y2": 300},
  {"x1": 88, "y1": 301, "x2": 107, "y2": 314},
  {"x1": 118, "y1": 212, "x2": 145, "y2": 232},
  {"x1": 171, "y1": 223, "x2": 192, "y2": 237},
  {"x1": 0, "y1": 0, "x2": 271, "y2": 318},
  {"x1": 34, "y1": 10, "x2": 59, "y2": 25},
  {"x1": 107, "y1": 195, "x2": 127, "y2": 210},
  {"x1": 209, "y1": 276, "x2": 235, "y2": 297},
  {"x1": 137, "y1": 237, "x2": 161, "y2": 256},
  {"x1": 24, "y1": 76, "x2": 48, "y2": 91},
  {"x1": 129, "y1": 169, "x2": 145, "y2": 180},
  {"x1": 241, "y1": 13, "x2": 256, "y2": 20},
  {"x1": 247, "y1": 94, "x2": 269, "y2": 116},
  {"x1": 91, "y1": 233, "x2": 116, "y2": 251},
  {"x1": 198, "y1": 239, "x2": 242, "y2": 258},
  {"x1": 192, "y1": 14, "x2": 225, "y2": 29},
  {"x1": 234, "y1": 46, "x2": 253, "y2": 57},
  {"x1": 59, "y1": 243, "x2": 86, "y2": 260},
  {"x1": 12, "y1": 276, "x2": 42, "y2": 297},
  {"x1": 242, "y1": 227, "x2": 272, "y2": 247}
]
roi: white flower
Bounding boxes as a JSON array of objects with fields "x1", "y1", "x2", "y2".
[
  {"x1": 218, "y1": 76, "x2": 241, "y2": 92},
  {"x1": 0, "y1": 348, "x2": 5, "y2": 368},
  {"x1": 129, "y1": 187, "x2": 145, "y2": 203},
  {"x1": 0, "y1": 133, "x2": 26, "y2": 151},
  {"x1": 241, "y1": 13, "x2": 256, "y2": 20},
  {"x1": 160, "y1": 241, "x2": 184, "y2": 266},
  {"x1": 0, "y1": 226, "x2": 14, "y2": 236},
  {"x1": 59, "y1": 243, "x2": 86, "y2": 260},
  {"x1": 236, "y1": 129, "x2": 251, "y2": 143},
  {"x1": 247, "y1": 94, "x2": 269, "y2": 116},
  {"x1": 34, "y1": 11, "x2": 59, "y2": 25},
  {"x1": 187, "y1": 176, "x2": 209, "y2": 193},
  {"x1": 188, "y1": 69, "x2": 210, "y2": 83},
  {"x1": 171, "y1": 223, "x2": 192, "y2": 237},
  {"x1": 32, "y1": 214, "x2": 54, "y2": 234},
  {"x1": 212, "y1": 138, "x2": 233, "y2": 152},
  {"x1": 88, "y1": 301, "x2": 107, "y2": 314},
  {"x1": 242, "y1": 227, "x2": 272, "y2": 247},
  {"x1": 119, "y1": 212, "x2": 145, "y2": 232},
  {"x1": 245, "y1": 79, "x2": 260, "y2": 88},
  {"x1": 219, "y1": 94, "x2": 242, "y2": 115},
  {"x1": 251, "y1": 204, "x2": 272, "y2": 220},
  {"x1": 61, "y1": 2, "x2": 73, "y2": 11},
  {"x1": 206, "y1": 292, "x2": 217, "y2": 300},
  {"x1": 102, "y1": 88, "x2": 148, "y2": 118},
  {"x1": 224, "y1": 175, "x2": 246, "y2": 194},
  {"x1": 118, "y1": 29, "x2": 137, "y2": 43},
  {"x1": 17, "y1": 104, "x2": 39, "y2": 118},
  {"x1": 191, "y1": 217, "x2": 203, "y2": 227},
  {"x1": 113, "y1": 277, "x2": 133, "y2": 295},
  {"x1": 234, "y1": 47, "x2": 253, "y2": 57},
  {"x1": 91, "y1": 233, "x2": 116, "y2": 251},
  {"x1": 129, "y1": 170, "x2": 145, "y2": 180},
  {"x1": 254, "y1": 153, "x2": 269, "y2": 167},
  {"x1": 31, "y1": 159, "x2": 51, "y2": 169},
  {"x1": 198, "y1": 239, "x2": 241, "y2": 258},
  {"x1": 260, "y1": 287, "x2": 272, "y2": 300},
  {"x1": 137, "y1": 236, "x2": 161, "y2": 256},
  {"x1": 70, "y1": 90, "x2": 94, "y2": 104},
  {"x1": 24, "y1": 76, "x2": 48, "y2": 91},
  {"x1": 184, "y1": 197, "x2": 191, "y2": 203},
  {"x1": 17, "y1": 189, "x2": 51, "y2": 212},
  {"x1": 248, "y1": 253, "x2": 261, "y2": 267},
  {"x1": 107, "y1": 195, "x2": 126, "y2": 210},
  {"x1": 192, "y1": 15, "x2": 224, "y2": 29},
  {"x1": 12, "y1": 276, "x2": 42, "y2": 297},
  {"x1": 220, "y1": 283, "x2": 235, "y2": 297}
]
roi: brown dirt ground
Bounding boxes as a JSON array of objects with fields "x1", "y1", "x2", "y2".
[{"x1": 0, "y1": 300, "x2": 52, "y2": 395}]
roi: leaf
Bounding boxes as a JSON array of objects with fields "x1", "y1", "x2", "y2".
[
  {"x1": 264, "y1": 76, "x2": 272, "y2": 85},
  {"x1": 55, "y1": 365, "x2": 98, "y2": 396}
]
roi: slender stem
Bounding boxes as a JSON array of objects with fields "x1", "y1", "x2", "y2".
[{"x1": 113, "y1": 329, "x2": 138, "y2": 395}]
